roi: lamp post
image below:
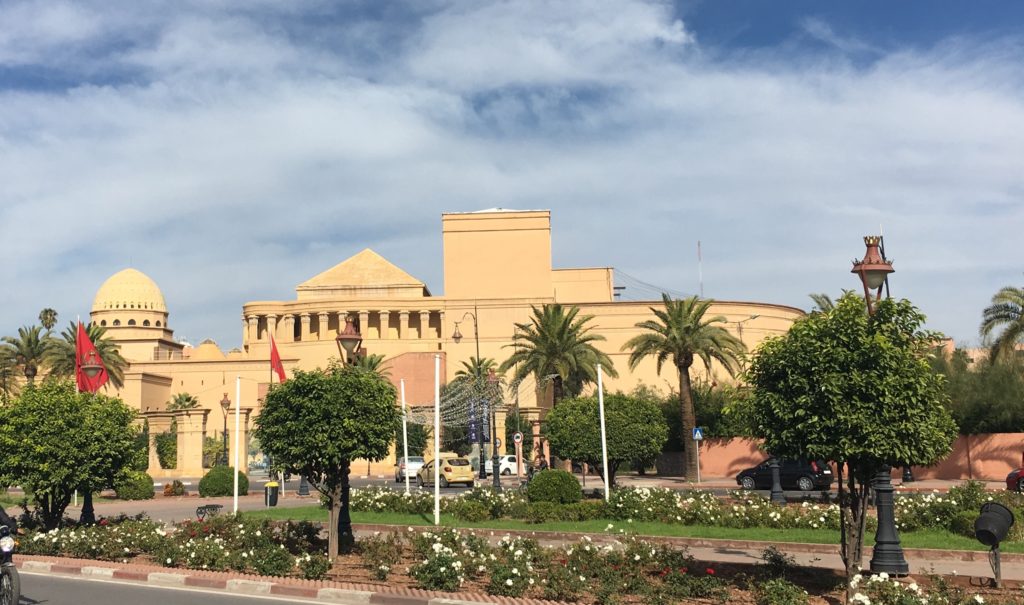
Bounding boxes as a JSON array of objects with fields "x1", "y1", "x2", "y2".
[
  {"x1": 452, "y1": 305, "x2": 487, "y2": 480},
  {"x1": 487, "y1": 369, "x2": 501, "y2": 491},
  {"x1": 335, "y1": 315, "x2": 363, "y2": 364},
  {"x1": 333, "y1": 314, "x2": 363, "y2": 552},
  {"x1": 768, "y1": 458, "x2": 785, "y2": 505},
  {"x1": 220, "y1": 393, "x2": 231, "y2": 466},
  {"x1": 852, "y1": 235, "x2": 908, "y2": 576},
  {"x1": 732, "y1": 314, "x2": 760, "y2": 345}
]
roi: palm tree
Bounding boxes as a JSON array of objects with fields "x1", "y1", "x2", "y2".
[
  {"x1": 454, "y1": 356, "x2": 498, "y2": 382},
  {"x1": 43, "y1": 322, "x2": 129, "y2": 389},
  {"x1": 351, "y1": 353, "x2": 390, "y2": 378},
  {"x1": 980, "y1": 286, "x2": 1024, "y2": 362},
  {"x1": 0, "y1": 347, "x2": 18, "y2": 403},
  {"x1": 808, "y1": 293, "x2": 836, "y2": 313},
  {"x1": 38, "y1": 308, "x2": 58, "y2": 331},
  {"x1": 167, "y1": 392, "x2": 200, "y2": 410},
  {"x1": 499, "y1": 303, "x2": 617, "y2": 404},
  {"x1": 2, "y1": 325, "x2": 51, "y2": 383},
  {"x1": 622, "y1": 294, "x2": 746, "y2": 479}
]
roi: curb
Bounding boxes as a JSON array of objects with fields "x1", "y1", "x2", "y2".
[{"x1": 14, "y1": 556, "x2": 564, "y2": 605}]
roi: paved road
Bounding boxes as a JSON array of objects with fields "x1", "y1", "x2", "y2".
[{"x1": 17, "y1": 572, "x2": 315, "y2": 604}]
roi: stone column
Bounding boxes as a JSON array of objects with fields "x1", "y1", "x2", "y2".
[
  {"x1": 242, "y1": 317, "x2": 249, "y2": 347},
  {"x1": 337, "y1": 310, "x2": 349, "y2": 330},
  {"x1": 318, "y1": 312, "x2": 330, "y2": 340},
  {"x1": 281, "y1": 314, "x2": 295, "y2": 343},
  {"x1": 438, "y1": 311, "x2": 446, "y2": 341},
  {"x1": 176, "y1": 409, "x2": 209, "y2": 476},
  {"x1": 266, "y1": 314, "x2": 278, "y2": 341},
  {"x1": 359, "y1": 310, "x2": 370, "y2": 339},
  {"x1": 247, "y1": 315, "x2": 259, "y2": 344},
  {"x1": 227, "y1": 408, "x2": 253, "y2": 480},
  {"x1": 300, "y1": 313, "x2": 311, "y2": 341},
  {"x1": 380, "y1": 310, "x2": 391, "y2": 339},
  {"x1": 399, "y1": 311, "x2": 410, "y2": 339},
  {"x1": 419, "y1": 310, "x2": 432, "y2": 339}
]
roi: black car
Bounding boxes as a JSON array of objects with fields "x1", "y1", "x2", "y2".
[{"x1": 736, "y1": 459, "x2": 833, "y2": 492}]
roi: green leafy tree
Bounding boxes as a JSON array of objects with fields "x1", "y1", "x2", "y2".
[
  {"x1": 167, "y1": 392, "x2": 200, "y2": 410},
  {"x1": 0, "y1": 380, "x2": 140, "y2": 529},
  {"x1": 0, "y1": 348, "x2": 18, "y2": 403},
  {"x1": 504, "y1": 411, "x2": 533, "y2": 460},
  {"x1": 396, "y1": 422, "x2": 428, "y2": 458},
  {"x1": 38, "y1": 308, "x2": 58, "y2": 331},
  {"x1": 155, "y1": 426, "x2": 177, "y2": 469},
  {"x1": 2, "y1": 325, "x2": 51, "y2": 383},
  {"x1": 980, "y1": 286, "x2": 1024, "y2": 362},
  {"x1": 622, "y1": 294, "x2": 746, "y2": 479},
  {"x1": 44, "y1": 322, "x2": 130, "y2": 389},
  {"x1": 351, "y1": 353, "x2": 390, "y2": 377},
  {"x1": 545, "y1": 391, "x2": 668, "y2": 486},
  {"x1": 931, "y1": 349, "x2": 1024, "y2": 433},
  {"x1": 255, "y1": 363, "x2": 399, "y2": 557},
  {"x1": 747, "y1": 294, "x2": 957, "y2": 584},
  {"x1": 654, "y1": 382, "x2": 753, "y2": 452},
  {"x1": 500, "y1": 303, "x2": 617, "y2": 403}
]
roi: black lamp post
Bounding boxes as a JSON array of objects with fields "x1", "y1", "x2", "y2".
[
  {"x1": 220, "y1": 393, "x2": 231, "y2": 466},
  {"x1": 768, "y1": 458, "x2": 785, "y2": 505},
  {"x1": 452, "y1": 305, "x2": 487, "y2": 480},
  {"x1": 331, "y1": 314, "x2": 363, "y2": 552},
  {"x1": 78, "y1": 349, "x2": 105, "y2": 525},
  {"x1": 852, "y1": 235, "x2": 908, "y2": 576},
  {"x1": 487, "y1": 369, "x2": 501, "y2": 491}
]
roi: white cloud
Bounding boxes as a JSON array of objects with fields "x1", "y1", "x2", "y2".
[{"x1": 0, "y1": 1, "x2": 1021, "y2": 348}]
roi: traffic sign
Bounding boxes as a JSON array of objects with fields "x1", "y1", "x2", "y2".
[
  {"x1": 513, "y1": 432, "x2": 524, "y2": 444},
  {"x1": 692, "y1": 427, "x2": 704, "y2": 441},
  {"x1": 494, "y1": 438, "x2": 502, "y2": 449}
]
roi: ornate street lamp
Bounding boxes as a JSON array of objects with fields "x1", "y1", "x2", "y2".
[
  {"x1": 335, "y1": 315, "x2": 363, "y2": 364},
  {"x1": 852, "y1": 235, "x2": 908, "y2": 576},
  {"x1": 453, "y1": 305, "x2": 487, "y2": 481},
  {"x1": 487, "y1": 369, "x2": 501, "y2": 491},
  {"x1": 220, "y1": 393, "x2": 231, "y2": 467},
  {"x1": 80, "y1": 350, "x2": 105, "y2": 378}
]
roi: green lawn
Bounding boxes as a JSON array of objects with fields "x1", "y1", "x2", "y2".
[{"x1": 243, "y1": 506, "x2": 1021, "y2": 553}]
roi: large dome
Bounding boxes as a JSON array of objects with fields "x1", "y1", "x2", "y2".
[{"x1": 91, "y1": 268, "x2": 168, "y2": 313}]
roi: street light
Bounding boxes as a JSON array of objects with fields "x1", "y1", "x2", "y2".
[
  {"x1": 732, "y1": 314, "x2": 760, "y2": 344},
  {"x1": 852, "y1": 235, "x2": 908, "y2": 576},
  {"x1": 80, "y1": 350, "x2": 104, "y2": 378},
  {"x1": 335, "y1": 315, "x2": 363, "y2": 364},
  {"x1": 452, "y1": 304, "x2": 488, "y2": 480},
  {"x1": 220, "y1": 393, "x2": 230, "y2": 467}
]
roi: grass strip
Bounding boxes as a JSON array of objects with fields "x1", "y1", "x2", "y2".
[{"x1": 243, "y1": 506, "x2": 1023, "y2": 553}]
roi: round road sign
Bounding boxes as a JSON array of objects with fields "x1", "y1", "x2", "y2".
[{"x1": 513, "y1": 432, "x2": 524, "y2": 444}]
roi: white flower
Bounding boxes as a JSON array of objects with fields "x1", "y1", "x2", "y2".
[
  {"x1": 505, "y1": 579, "x2": 514, "y2": 586},
  {"x1": 579, "y1": 576, "x2": 586, "y2": 582},
  {"x1": 974, "y1": 596, "x2": 984, "y2": 604},
  {"x1": 851, "y1": 593, "x2": 871, "y2": 605}
]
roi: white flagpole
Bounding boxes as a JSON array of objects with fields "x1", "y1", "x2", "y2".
[
  {"x1": 597, "y1": 364, "x2": 610, "y2": 501},
  {"x1": 232, "y1": 375, "x2": 241, "y2": 514},
  {"x1": 433, "y1": 355, "x2": 441, "y2": 525},
  {"x1": 401, "y1": 379, "x2": 410, "y2": 495}
]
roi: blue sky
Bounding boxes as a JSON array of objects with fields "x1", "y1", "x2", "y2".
[{"x1": 1, "y1": 1, "x2": 1021, "y2": 350}]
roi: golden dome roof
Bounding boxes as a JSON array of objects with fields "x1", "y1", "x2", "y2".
[
  {"x1": 192, "y1": 339, "x2": 225, "y2": 361},
  {"x1": 91, "y1": 268, "x2": 168, "y2": 313}
]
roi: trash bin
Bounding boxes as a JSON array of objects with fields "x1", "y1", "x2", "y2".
[{"x1": 265, "y1": 481, "x2": 279, "y2": 507}]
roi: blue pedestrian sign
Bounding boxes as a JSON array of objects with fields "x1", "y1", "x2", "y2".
[{"x1": 692, "y1": 427, "x2": 704, "y2": 441}]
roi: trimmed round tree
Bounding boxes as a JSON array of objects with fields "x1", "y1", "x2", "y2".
[
  {"x1": 545, "y1": 391, "x2": 668, "y2": 486},
  {"x1": 255, "y1": 362, "x2": 398, "y2": 557},
  {"x1": 748, "y1": 294, "x2": 957, "y2": 584}
]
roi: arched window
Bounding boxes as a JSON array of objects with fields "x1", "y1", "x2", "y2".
[
  {"x1": 143, "y1": 320, "x2": 151, "y2": 326},
  {"x1": 100, "y1": 320, "x2": 107, "y2": 326},
  {"x1": 128, "y1": 319, "x2": 137, "y2": 326},
  {"x1": 156, "y1": 321, "x2": 162, "y2": 327},
  {"x1": 113, "y1": 319, "x2": 121, "y2": 326}
]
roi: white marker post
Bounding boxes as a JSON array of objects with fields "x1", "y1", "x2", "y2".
[
  {"x1": 433, "y1": 355, "x2": 441, "y2": 526},
  {"x1": 233, "y1": 375, "x2": 241, "y2": 513},
  {"x1": 693, "y1": 427, "x2": 704, "y2": 484},
  {"x1": 401, "y1": 379, "x2": 410, "y2": 495},
  {"x1": 597, "y1": 364, "x2": 610, "y2": 501}
]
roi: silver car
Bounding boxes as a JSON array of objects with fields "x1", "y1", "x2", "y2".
[{"x1": 395, "y1": 456, "x2": 425, "y2": 482}]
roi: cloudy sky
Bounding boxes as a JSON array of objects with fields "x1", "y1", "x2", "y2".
[{"x1": 1, "y1": 0, "x2": 1022, "y2": 349}]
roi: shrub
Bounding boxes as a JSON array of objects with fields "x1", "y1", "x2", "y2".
[
  {"x1": 155, "y1": 430, "x2": 177, "y2": 469},
  {"x1": 163, "y1": 480, "x2": 186, "y2": 497},
  {"x1": 544, "y1": 560, "x2": 587, "y2": 601},
  {"x1": 198, "y1": 466, "x2": 249, "y2": 497},
  {"x1": 409, "y1": 541, "x2": 465, "y2": 591},
  {"x1": 449, "y1": 500, "x2": 490, "y2": 523},
  {"x1": 526, "y1": 501, "x2": 562, "y2": 524},
  {"x1": 949, "y1": 511, "x2": 979, "y2": 538},
  {"x1": 252, "y1": 544, "x2": 295, "y2": 576},
  {"x1": 663, "y1": 569, "x2": 729, "y2": 602},
  {"x1": 759, "y1": 546, "x2": 797, "y2": 578},
  {"x1": 114, "y1": 471, "x2": 155, "y2": 500},
  {"x1": 561, "y1": 500, "x2": 606, "y2": 521},
  {"x1": 527, "y1": 469, "x2": 581, "y2": 504},
  {"x1": 360, "y1": 531, "x2": 404, "y2": 580},
  {"x1": 755, "y1": 578, "x2": 808, "y2": 605},
  {"x1": 298, "y1": 552, "x2": 331, "y2": 580},
  {"x1": 351, "y1": 486, "x2": 433, "y2": 514}
]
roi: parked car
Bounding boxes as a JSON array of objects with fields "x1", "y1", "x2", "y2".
[
  {"x1": 417, "y1": 456, "x2": 475, "y2": 488},
  {"x1": 485, "y1": 455, "x2": 519, "y2": 476},
  {"x1": 394, "y1": 456, "x2": 425, "y2": 483},
  {"x1": 1005, "y1": 468, "x2": 1024, "y2": 492},
  {"x1": 736, "y1": 459, "x2": 833, "y2": 492}
]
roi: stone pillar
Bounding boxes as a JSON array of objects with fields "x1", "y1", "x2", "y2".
[
  {"x1": 337, "y1": 310, "x2": 349, "y2": 331},
  {"x1": 438, "y1": 311, "x2": 446, "y2": 341},
  {"x1": 318, "y1": 312, "x2": 330, "y2": 341},
  {"x1": 227, "y1": 408, "x2": 253, "y2": 480},
  {"x1": 300, "y1": 313, "x2": 311, "y2": 341},
  {"x1": 247, "y1": 315, "x2": 259, "y2": 344},
  {"x1": 266, "y1": 314, "x2": 278, "y2": 341},
  {"x1": 281, "y1": 314, "x2": 295, "y2": 343},
  {"x1": 359, "y1": 310, "x2": 370, "y2": 339},
  {"x1": 419, "y1": 311, "x2": 431, "y2": 339},
  {"x1": 380, "y1": 310, "x2": 391, "y2": 339},
  {"x1": 532, "y1": 419, "x2": 543, "y2": 465},
  {"x1": 399, "y1": 311, "x2": 410, "y2": 339},
  {"x1": 242, "y1": 317, "x2": 248, "y2": 347},
  {"x1": 176, "y1": 409, "x2": 209, "y2": 477}
]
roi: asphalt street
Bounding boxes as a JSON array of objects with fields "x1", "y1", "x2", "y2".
[{"x1": 16, "y1": 572, "x2": 317, "y2": 604}]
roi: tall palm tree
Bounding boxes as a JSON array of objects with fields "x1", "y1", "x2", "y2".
[
  {"x1": 351, "y1": 353, "x2": 390, "y2": 378},
  {"x1": 622, "y1": 294, "x2": 746, "y2": 479},
  {"x1": 43, "y1": 322, "x2": 129, "y2": 389},
  {"x1": 980, "y1": 286, "x2": 1024, "y2": 363},
  {"x1": 0, "y1": 347, "x2": 18, "y2": 403},
  {"x1": 808, "y1": 293, "x2": 836, "y2": 313},
  {"x1": 167, "y1": 392, "x2": 200, "y2": 410},
  {"x1": 454, "y1": 356, "x2": 498, "y2": 382},
  {"x1": 38, "y1": 308, "x2": 58, "y2": 331},
  {"x1": 499, "y1": 303, "x2": 617, "y2": 404},
  {"x1": 2, "y1": 325, "x2": 51, "y2": 383}
]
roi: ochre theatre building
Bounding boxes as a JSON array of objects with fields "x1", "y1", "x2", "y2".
[{"x1": 89, "y1": 209, "x2": 804, "y2": 479}]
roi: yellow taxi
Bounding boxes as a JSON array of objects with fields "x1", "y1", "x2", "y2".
[{"x1": 416, "y1": 456, "x2": 475, "y2": 488}]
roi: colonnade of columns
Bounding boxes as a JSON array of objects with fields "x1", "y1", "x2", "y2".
[{"x1": 242, "y1": 309, "x2": 445, "y2": 346}]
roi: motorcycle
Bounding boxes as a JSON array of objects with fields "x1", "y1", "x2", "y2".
[{"x1": 0, "y1": 525, "x2": 18, "y2": 605}]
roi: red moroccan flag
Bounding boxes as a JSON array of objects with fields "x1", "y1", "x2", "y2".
[
  {"x1": 76, "y1": 322, "x2": 109, "y2": 393},
  {"x1": 270, "y1": 336, "x2": 287, "y2": 383}
]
